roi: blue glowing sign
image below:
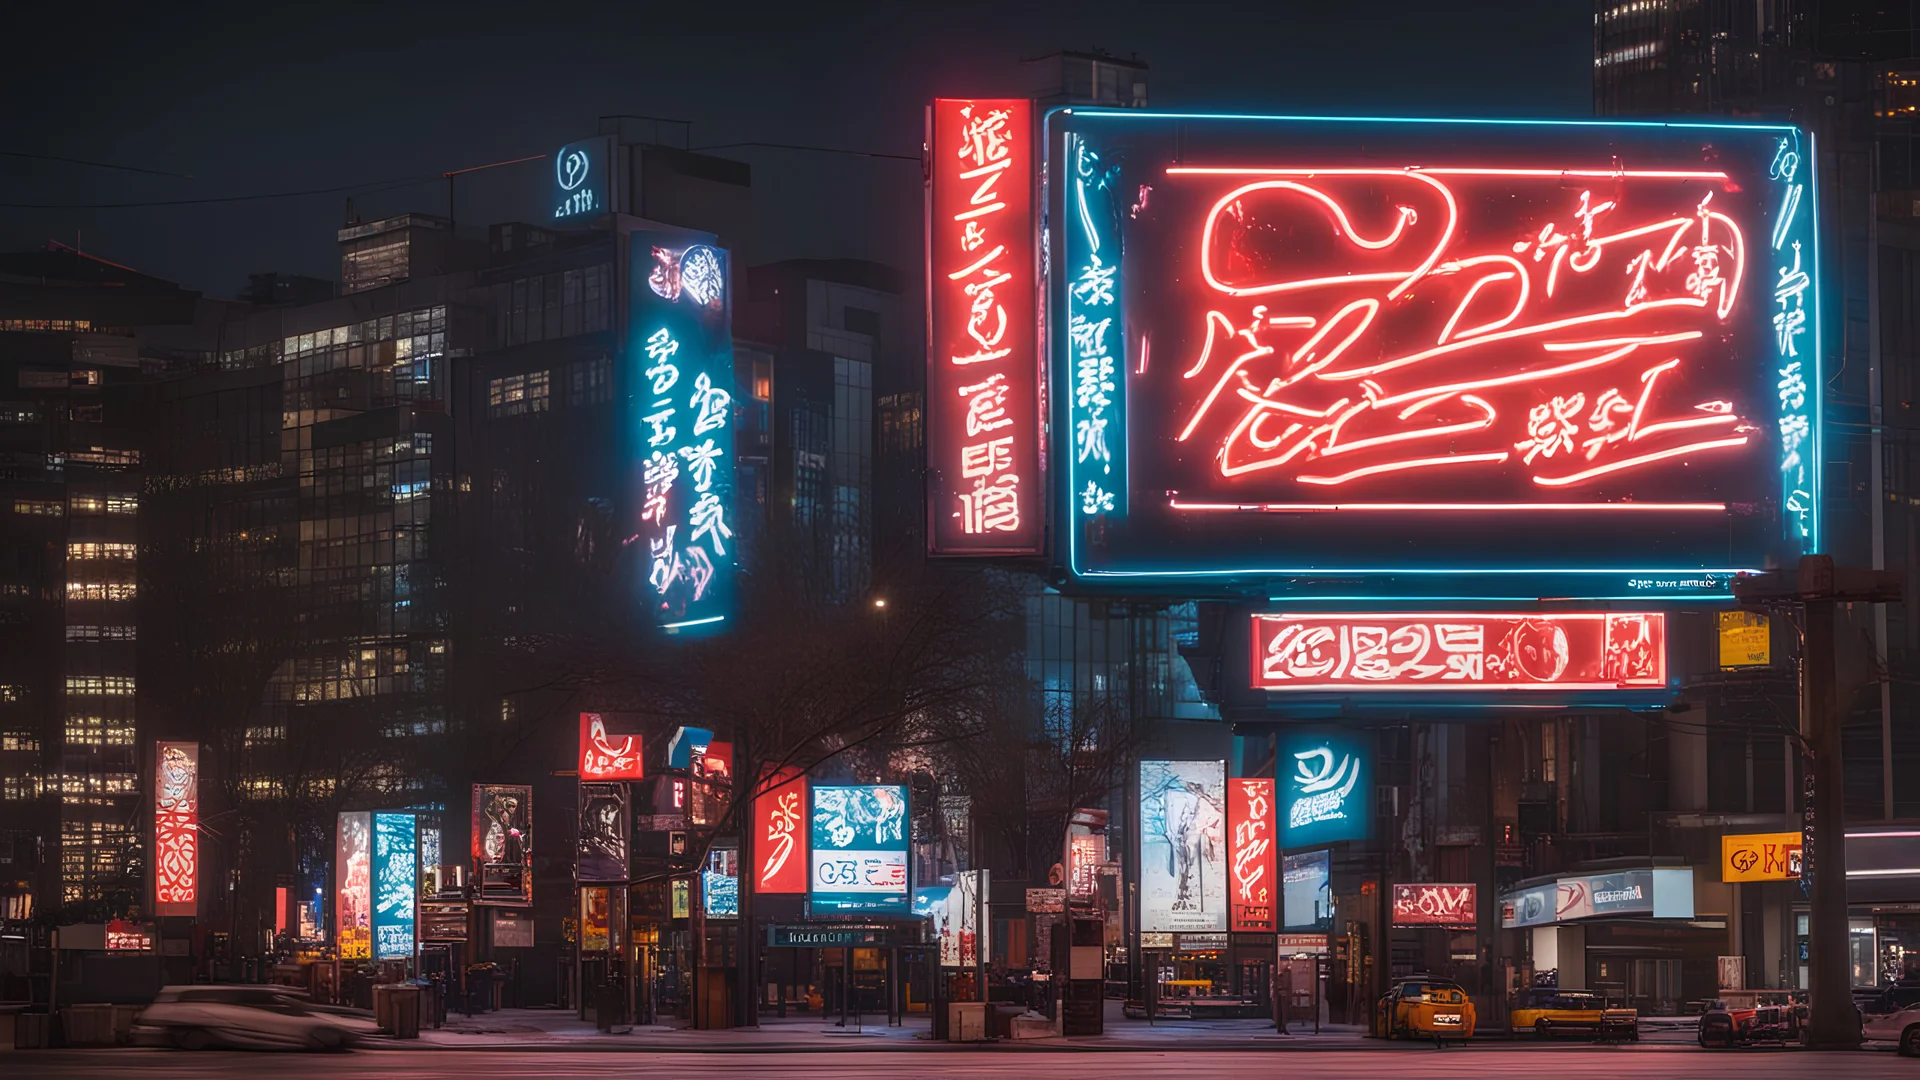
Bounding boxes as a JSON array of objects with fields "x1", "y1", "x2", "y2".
[
  {"x1": 703, "y1": 846, "x2": 739, "y2": 919},
  {"x1": 1045, "y1": 111, "x2": 1821, "y2": 601},
  {"x1": 553, "y1": 137, "x2": 611, "y2": 222},
  {"x1": 1278, "y1": 729, "x2": 1371, "y2": 848},
  {"x1": 666, "y1": 726, "x2": 715, "y2": 769},
  {"x1": 371, "y1": 812, "x2": 417, "y2": 960},
  {"x1": 631, "y1": 233, "x2": 735, "y2": 632},
  {"x1": 808, "y1": 785, "x2": 909, "y2": 916}
]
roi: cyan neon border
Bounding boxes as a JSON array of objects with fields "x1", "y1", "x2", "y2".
[{"x1": 1045, "y1": 108, "x2": 1823, "y2": 595}]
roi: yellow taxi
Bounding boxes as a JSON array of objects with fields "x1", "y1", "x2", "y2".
[
  {"x1": 1377, "y1": 976, "x2": 1476, "y2": 1042},
  {"x1": 1509, "y1": 989, "x2": 1638, "y2": 1040}
]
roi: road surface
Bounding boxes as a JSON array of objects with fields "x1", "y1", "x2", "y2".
[{"x1": 7, "y1": 1047, "x2": 1913, "y2": 1079}]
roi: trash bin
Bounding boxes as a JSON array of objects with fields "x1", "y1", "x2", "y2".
[
  {"x1": 389, "y1": 985, "x2": 422, "y2": 1040},
  {"x1": 947, "y1": 1001, "x2": 988, "y2": 1042},
  {"x1": 13, "y1": 1011, "x2": 49, "y2": 1050}
]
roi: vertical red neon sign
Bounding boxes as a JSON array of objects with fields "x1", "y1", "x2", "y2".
[
  {"x1": 153, "y1": 741, "x2": 198, "y2": 916},
  {"x1": 927, "y1": 98, "x2": 1042, "y2": 554},
  {"x1": 753, "y1": 766, "x2": 808, "y2": 894},
  {"x1": 1228, "y1": 778, "x2": 1276, "y2": 932}
]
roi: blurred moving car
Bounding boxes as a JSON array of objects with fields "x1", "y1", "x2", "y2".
[
  {"x1": 1377, "y1": 976, "x2": 1476, "y2": 1043},
  {"x1": 1860, "y1": 985, "x2": 1920, "y2": 1056},
  {"x1": 131, "y1": 985, "x2": 377, "y2": 1050},
  {"x1": 1509, "y1": 989, "x2": 1637, "y2": 1040}
]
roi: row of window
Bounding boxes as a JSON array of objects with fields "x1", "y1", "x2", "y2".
[
  {"x1": 66, "y1": 675, "x2": 135, "y2": 695},
  {"x1": 67, "y1": 624, "x2": 136, "y2": 641},
  {"x1": 68, "y1": 542, "x2": 136, "y2": 560},
  {"x1": 66, "y1": 582, "x2": 135, "y2": 601},
  {"x1": 65, "y1": 715, "x2": 136, "y2": 746}
]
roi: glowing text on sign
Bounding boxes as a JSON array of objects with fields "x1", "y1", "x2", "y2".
[
  {"x1": 1228, "y1": 779, "x2": 1275, "y2": 932},
  {"x1": 927, "y1": 98, "x2": 1041, "y2": 555},
  {"x1": 1278, "y1": 731, "x2": 1371, "y2": 848},
  {"x1": 808, "y1": 784, "x2": 909, "y2": 916},
  {"x1": 153, "y1": 742, "x2": 199, "y2": 916},
  {"x1": 1251, "y1": 611, "x2": 1666, "y2": 690}
]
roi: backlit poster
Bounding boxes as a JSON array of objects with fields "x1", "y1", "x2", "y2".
[
  {"x1": 809, "y1": 784, "x2": 909, "y2": 915},
  {"x1": 704, "y1": 846, "x2": 739, "y2": 918},
  {"x1": 1140, "y1": 760, "x2": 1227, "y2": 932},
  {"x1": 152, "y1": 741, "x2": 199, "y2": 916},
  {"x1": 372, "y1": 812, "x2": 417, "y2": 960},
  {"x1": 1278, "y1": 729, "x2": 1373, "y2": 848},
  {"x1": 1282, "y1": 849, "x2": 1332, "y2": 932},
  {"x1": 581, "y1": 886, "x2": 611, "y2": 952},
  {"x1": 753, "y1": 766, "x2": 808, "y2": 893},
  {"x1": 578, "y1": 782, "x2": 629, "y2": 883},
  {"x1": 335, "y1": 812, "x2": 372, "y2": 959},
  {"x1": 1228, "y1": 778, "x2": 1277, "y2": 932},
  {"x1": 941, "y1": 869, "x2": 987, "y2": 967},
  {"x1": 471, "y1": 783, "x2": 532, "y2": 906},
  {"x1": 579, "y1": 712, "x2": 645, "y2": 781},
  {"x1": 1392, "y1": 883, "x2": 1478, "y2": 928}
]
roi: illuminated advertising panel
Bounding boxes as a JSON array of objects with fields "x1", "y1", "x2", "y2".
[
  {"x1": 704, "y1": 846, "x2": 739, "y2": 918},
  {"x1": 808, "y1": 784, "x2": 909, "y2": 916},
  {"x1": 577, "y1": 782, "x2": 629, "y2": 883},
  {"x1": 940, "y1": 869, "x2": 987, "y2": 968},
  {"x1": 1045, "y1": 111, "x2": 1821, "y2": 599},
  {"x1": 1392, "y1": 883, "x2": 1477, "y2": 928},
  {"x1": 1282, "y1": 849, "x2": 1332, "y2": 932},
  {"x1": 1722, "y1": 831, "x2": 1802, "y2": 882},
  {"x1": 152, "y1": 741, "x2": 198, "y2": 916},
  {"x1": 926, "y1": 98, "x2": 1043, "y2": 556},
  {"x1": 1140, "y1": 760, "x2": 1227, "y2": 932},
  {"x1": 552, "y1": 136, "x2": 612, "y2": 223},
  {"x1": 753, "y1": 767, "x2": 808, "y2": 894},
  {"x1": 471, "y1": 783, "x2": 532, "y2": 906},
  {"x1": 630, "y1": 232, "x2": 736, "y2": 632},
  {"x1": 1251, "y1": 611, "x2": 1665, "y2": 691},
  {"x1": 371, "y1": 812, "x2": 417, "y2": 960},
  {"x1": 1228, "y1": 778, "x2": 1276, "y2": 932},
  {"x1": 1278, "y1": 730, "x2": 1371, "y2": 848},
  {"x1": 335, "y1": 811, "x2": 371, "y2": 959},
  {"x1": 580, "y1": 712, "x2": 645, "y2": 781}
]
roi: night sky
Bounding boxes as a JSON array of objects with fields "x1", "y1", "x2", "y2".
[{"x1": 2, "y1": 1, "x2": 1592, "y2": 299}]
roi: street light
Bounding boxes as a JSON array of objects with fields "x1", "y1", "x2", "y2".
[{"x1": 873, "y1": 598, "x2": 886, "y2": 609}]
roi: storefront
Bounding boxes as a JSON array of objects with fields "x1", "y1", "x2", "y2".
[{"x1": 1501, "y1": 864, "x2": 1712, "y2": 1010}]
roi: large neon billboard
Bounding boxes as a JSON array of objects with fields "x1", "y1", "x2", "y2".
[
  {"x1": 152, "y1": 741, "x2": 198, "y2": 916},
  {"x1": 808, "y1": 784, "x2": 909, "y2": 916},
  {"x1": 335, "y1": 812, "x2": 371, "y2": 959},
  {"x1": 1045, "y1": 112, "x2": 1820, "y2": 599},
  {"x1": 371, "y1": 811, "x2": 417, "y2": 961},
  {"x1": 630, "y1": 231, "x2": 736, "y2": 631},
  {"x1": 927, "y1": 98, "x2": 1043, "y2": 555},
  {"x1": 1227, "y1": 778, "x2": 1276, "y2": 932},
  {"x1": 1140, "y1": 760, "x2": 1226, "y2": 932},
  {"x1": 1251, "y1": 611, "x2": 1665, "y2": 691}
]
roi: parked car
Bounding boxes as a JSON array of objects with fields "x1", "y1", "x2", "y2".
[
  {"x1": 131, "y1": 985, "x2": 377, "y2": 1050},
  {"x1": 1509, "y1": 989, "x2": 1637, "y2": 1040},
  {"x1": 1696, "y1": 993, "x2": 1806, "y2": 1048},
  {"x1": 1860, "y1": 987, "x2": 1920, "y2": 1055},
  {"x1": 1377, "y1": 976, "x2": 1476, "y2": 1043}
]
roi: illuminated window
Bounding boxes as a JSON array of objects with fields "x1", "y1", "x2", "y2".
[
  {"x1": 65, "y1": 675, "x2": 135, "y2": 696},
  {"x1": 70, "y1": 494, "x2": 137, "y2": 516},
  {"x1": 488, "y1": 370, "x2": 550, "y2": 418},
  {"x1": 0, "y1": 404, "x2": 39, "y2": 423},
  {"x1": 66, "y1": 582, "x2": 136, "y2": 601},
  {"x1": 67, "y1": 624, "x2": 136, "y2": 641},
  {"x1": 13, "y1": 499, "x2": 61, "y2": 516},
  {"x1": 65, "y1": 715, "x2": 134, "y2": 747},
  {"x1": 0, "y1": 318, "x2": 92, "y2": 333},
  {"x1": 67, "y1": 542, "x2": 137, "y2": 560},
  {"x1": 2, "y1": 733, "x2": 38, "y2": 751},
  {"x1": 66, "y1": 446, "x2": 139, "y2": 467},
  {"x1": 2, "y1": 775, "x2": 39, "y2": 799},
  {"x1": 0, "y1": 686, "x2": 20, "y2": 702}
]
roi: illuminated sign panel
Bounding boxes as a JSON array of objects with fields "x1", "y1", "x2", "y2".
[
  {"x1": 1718, "y1": 610, "x2": 1771, "y2": 668},
  {"x1": 335, "y1": 811, "x2": 371, "y2": 959},
  {"x1": 1282, "y1": 850, "x2": 1331, "y2": 931},
  {"x1": 152, "y1": 741, "x2": 198, "y2": 916},
  {"x1": 1140, "y1": 760, "x2": 1227, "y2": 932},
  {"x1": 1251, "y1": 611, "x2": 1665, "y2": 691},
  {"x1": 580, "y1": 712, "x2": 645, "y2": 781},
  {"x1": 1393, "y1": 883, "x2": 1477, "y2": 928},
  {"x1": 752, "y1": 767, "x2": 808, "y2": 894},
  {"x1": 1278, "y1": 730, "x2": 1371, "y2": 848},
  {"x1": 577, "y1": 782, "x2": 629, "y2": 883},
  {"x1": 1045, "y1": 112, "x2": 1821, "y2": 598},
  {"x1": 809, "y1": 785, "x2": 910, "y2": 915},
  {"x1": 630, "y1": 233, "x2": 736, "y2": 632},
  {"x1": 552, "y1": 137, "x2": 612, "y2": 222},
  {"x1": 704, "y1": 846, "x2": 739, "y2": 918},
  {"x1": 1228, "y1": 778, "x2": 1276, "y2": 932},
  {"x1": 471, "y1": 783, "x2": 532, "y2": 906},
  {"x1": 372, "y1": 812, "x2": 417, "y2": 960},
  {"x1": 926, "y1": 98, "x2": 1043, "y2": 555},
  {"x1": 1722, "y1": 831, "x2": 1802, "y2": 882}
]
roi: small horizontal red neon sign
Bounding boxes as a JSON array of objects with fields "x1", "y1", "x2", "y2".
[{"x1": 1251, "y1": 611, "x2": 1664, "y2": 691}]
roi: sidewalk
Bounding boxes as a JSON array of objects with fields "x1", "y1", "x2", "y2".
[{"x1": 387, "y1": 1004, "x2": 1378, "y2": 1053}]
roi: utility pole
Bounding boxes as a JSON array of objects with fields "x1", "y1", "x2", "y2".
[{"x1": 1734, "y1": 554, "x2": 1901, "y2": 1049}]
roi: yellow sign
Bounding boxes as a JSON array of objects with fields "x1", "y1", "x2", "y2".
[
  {"x1": 1718, "y1": 611, "x2": 1770, "y2": 668},
  {"x1": 1721, "y1": 832, "x2": 1802, "y2": 882}
]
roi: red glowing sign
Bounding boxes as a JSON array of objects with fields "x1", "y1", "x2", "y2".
[
  {"x1": 753, "y1": 766, "x2": 808, "y2": 894},
  {"x1": 579, "y1": 712, "x2": 645, "y2": 781},
  {"x1": 1251, "y1": 611, "x2": 1665, "y2": 691},
  {"x1": 1228, "y1": 779, "x2": 1276, "y2": 932},
  {"x1": 153, "y1": 741, "x2": 198, "y2": 916},
  {"x1": 927, "y1": 97, "x2": 1042, "y2": 555},
  {"x1": 1393, "y1": 883, "x2": 1478, "y2": 928}
]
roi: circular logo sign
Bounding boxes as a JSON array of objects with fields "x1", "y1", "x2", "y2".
[{"x1": 558, "y1": 148, "x2": 590, "y2": 192}]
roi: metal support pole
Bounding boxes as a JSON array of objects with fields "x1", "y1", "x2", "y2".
[{"x1": 1804, "y1": 598, "x2": 1859, "y2": 1047}]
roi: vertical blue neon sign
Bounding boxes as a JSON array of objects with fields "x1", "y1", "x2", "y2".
[
  {"x1": 631, "y1": 233, "x2": 735, "y2": 632},
  {"x1": 1066, "y1": 134, "x2": 1126, "y2": 522},
  {"x1": 1767, "y1": 133, "x2": 1818, "y2": 549},
  {"x1": 371, "y1": 812, "x2": 417, "y2": 960}
]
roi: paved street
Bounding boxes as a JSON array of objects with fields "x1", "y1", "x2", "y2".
[{"x1": 7, "y1": 1046, "x2": 1915, "y2": 1079}]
